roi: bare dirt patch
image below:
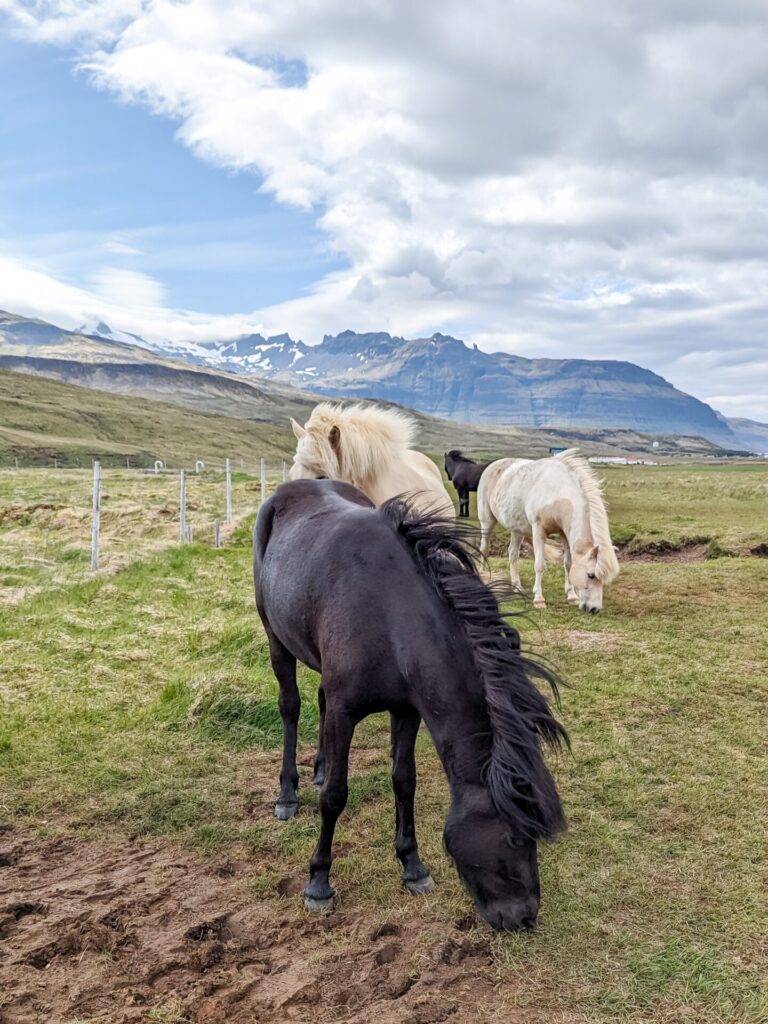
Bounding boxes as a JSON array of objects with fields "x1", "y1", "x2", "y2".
[
  {"x1": 542, "y1": 630, "x2": 627, "y2": 653},
  {"x1": 0, "y1": 825, "x2": 554, "y2": 1024},
  {"x1": 618, "y1": 541, "x2": 710, "y2": 563}
]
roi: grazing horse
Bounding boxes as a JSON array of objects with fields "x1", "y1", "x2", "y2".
[
  {"x1": 290, "y1": 402, "x2": 454, "y2": 516},
  {"x1": 254, "y1": 478, "x2": 568, "y2": 932},
  {"x1": 444, "y1": 449, "x2": 492, "y2": 518},
  {"x1": 478, "y1": 448, "x2": 620, "y2": 612}
]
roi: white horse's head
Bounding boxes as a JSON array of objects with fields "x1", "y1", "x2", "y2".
[
  {"x1": 289, "y1": 415, "x2": 341, "y2": 481},
  {"x1": 568, "y1": 543, "x2": 619, "y2": 614}
]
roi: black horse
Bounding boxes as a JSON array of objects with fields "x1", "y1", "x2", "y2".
[
  {"x1": 253, "y1": 478, "x2": 568, "y2": 932},
  {"x1": 444, "y1": 449, "x2": 492, "y2": 518}
]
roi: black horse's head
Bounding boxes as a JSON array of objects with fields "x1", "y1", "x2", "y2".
[
  {"x1": 444, "y1": 787, "x2": 542, "y2": 931},
  {"x1": 444, "y1": 449, "x2": 465, "y2": 480}
]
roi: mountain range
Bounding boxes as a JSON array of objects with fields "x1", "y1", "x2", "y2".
[
  {"x1": 115, "y1": 323, "x2": 760, "y2": 451},
  {"x1": 2, "y1": 310, "x2": 766, "y2": 454}
]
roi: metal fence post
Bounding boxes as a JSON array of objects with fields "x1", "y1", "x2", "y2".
[
  {"x1": 90, "y1": 460, "x2": 101, "y2": 570},
  {"x1": 225, "y1": 458, "x2": 232, "y2": 523},
  {"x1": 260, "y1": 458, "x2": 266, "y2": 503},
  {"x1": 282, "y1": 460, "x2": 287, "y2": 482},
  {"x1": 179, "y1": 469, "x2": 186, "y2": 543}
]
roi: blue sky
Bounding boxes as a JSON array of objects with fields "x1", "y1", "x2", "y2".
[
  {"x1": 0, "y1": 31, "x2": 343, "y2": 315},
  {"x1": 0, "y1": 1, "x2": 767, "y2": 420}
]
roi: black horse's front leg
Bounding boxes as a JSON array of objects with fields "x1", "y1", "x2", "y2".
[
  {"x1": 459, "y1": 491, "x2": 470, "y2": 518},
  {"x1": 312, "y1": 686, "x2": 326, "y2": 787},
  {"x1": 304, "y1": 703, "x2": 355, "y2": 912},
  {"x1": 391, "y1": 708, "x2": 434, "y2": 895},
  {"x1": 267, "y1": 630, "x2": 301, "y2": 820}
]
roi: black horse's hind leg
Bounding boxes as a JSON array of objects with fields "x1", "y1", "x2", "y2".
[
  {"x1": 391, "y1": 708, "x2": 435, "y2": 895},
  {"x1": 459, "y1": 490, "x2": 470, "y2": 518},
  {"x1": 312, "y1": 686, "x2": 326, "y2": 787},
  {"x1": 267, "y1": 630, "x2": 300, "y2": 820},
  {"x1": 304, "y1": 703, "x2": 355, "y2": 912}
]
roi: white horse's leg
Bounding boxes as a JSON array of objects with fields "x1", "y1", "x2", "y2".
[
  {"x1": 508, "y1": 531, "x2": 524, "y2": 591},
  {"x1": 563, "y1": 543, "x2": 578, "y2": 604},
  {"x1": 532, "y1": 526, "x2": 547, "y2": 609},
  {"x1": 478, "y1": 491, "x2": 497, "y2": 560}
]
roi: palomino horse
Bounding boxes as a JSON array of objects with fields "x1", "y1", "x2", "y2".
[
  {"x1": 478, "y1": 449, "x2": 619, "y2": 613},
  {"x1": 290, "y1": 403, "x2": 454, "y2": 516},
  {"x1": 444, "y1": 450, "x2": 492, "y2": 518},
  {"x1": 254, "y1": 479, "x2": 568, "y2": 931}
]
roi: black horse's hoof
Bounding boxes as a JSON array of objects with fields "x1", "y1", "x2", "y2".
[
  {"x1": 303, "y1": 893, "x2": 335, "y2": 913},
  {"x1": 274, "y1": 801, "x2": 299, "y2": 820},
  {"x1": 404, "y1": 873, "x2": 436, "y2": 896},
  {"x1": 312, "y1": 773, "x2": 325, "y2": 789}
]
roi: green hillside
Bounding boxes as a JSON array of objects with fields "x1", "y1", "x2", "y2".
[{"x1": 0, "y1": 368, "x2": 291, "y2": 468}]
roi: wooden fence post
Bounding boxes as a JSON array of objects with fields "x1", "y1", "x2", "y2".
[
  {"x1": 213, "y1": 518, "x2": 221, "y2": 549},
  {"x1": 260, "y1": 458, "x2": 266, "y2": 503},
  {"x1": 179, "y1": 469, "x2": 186, "y2": 543},
  {"x1": 90, "y1": 460, "x2": 101, "y2": 570},
  {"x1": 225, "y1": 458, "x2": 232, "y2": 523},
  {"x1": 282, "y1": 460, "x2": 287, "y2": 482}
]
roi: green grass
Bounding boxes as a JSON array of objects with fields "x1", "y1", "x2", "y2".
[
  {"x1": 603, "y1": 462, "x2": 768, "y2": 554},
  {"x1": 1, "y1": 467, "x2": 767, "y2": 1022}
]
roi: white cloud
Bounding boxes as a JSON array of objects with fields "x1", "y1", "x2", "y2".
[
  {"x1": 2, "y1": 0, "x2": 768, "y2": 419},
  {"x1": 104, "y1": 236, "x2": 142, "y2": 256}
]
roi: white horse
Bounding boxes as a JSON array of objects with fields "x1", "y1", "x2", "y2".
[
  {"x1": 478, "y1": 449, "x2": 619, "y2": 613},
  {"x1": 290, "y1": 403, "x2": 454, "y2": 516}
]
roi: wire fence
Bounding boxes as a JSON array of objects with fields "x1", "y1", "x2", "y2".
[{"x1": 0, "y1": 458, "x2": 292, "y2": 577}]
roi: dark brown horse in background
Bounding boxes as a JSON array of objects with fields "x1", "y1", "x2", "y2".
[
  {"x1": 254, "y1": 478, "x2": 568, "y2": 931},
  {"x1": 444, "y1": 449, "x2": 492, "y2": 517}
]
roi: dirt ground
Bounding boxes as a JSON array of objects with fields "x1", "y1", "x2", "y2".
[{"x1": 0, "y1": 823, "x2": 566, "y2": 1024}]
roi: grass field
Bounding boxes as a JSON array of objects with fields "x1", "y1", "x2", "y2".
[{"x1": 1, "y1": 463, "x2": 767, "y2": 1022}]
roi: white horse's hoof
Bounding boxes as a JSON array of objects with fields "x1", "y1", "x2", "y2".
[{"x1": 533, "y1": 599, "x2": 547, "y2": 610}]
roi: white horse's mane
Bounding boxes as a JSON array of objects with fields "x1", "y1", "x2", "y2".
[
  {"x1": 304, "y1": 402, "x2": 416, "y2": 483},
  {"x1": 555, "y1": 448, "x2": 620, "y2": 582}
]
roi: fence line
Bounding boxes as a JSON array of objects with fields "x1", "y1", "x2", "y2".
[{"x1": 9, "y1": 456, "x2": 291, "y2": 571}]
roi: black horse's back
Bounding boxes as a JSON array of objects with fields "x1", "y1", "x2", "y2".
[{"x1": 255, "y1": 479, "x2": 474, "y2": 697}]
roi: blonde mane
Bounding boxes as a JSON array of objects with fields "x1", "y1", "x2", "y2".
[
  {"x1": 303, "y1": 403, "x2": 416, "y2": 485},
  {"x1": 555, "y1": 449, "x2": 620, "y2": 582}
]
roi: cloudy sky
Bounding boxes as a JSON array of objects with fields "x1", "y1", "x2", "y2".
[{"x1": 1, "y1": 1, "x2": 767, "y2": 419}]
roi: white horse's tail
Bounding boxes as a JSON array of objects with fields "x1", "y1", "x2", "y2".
[{"x1": 543, "y1": 538, "x2": 565, "y2": 564}]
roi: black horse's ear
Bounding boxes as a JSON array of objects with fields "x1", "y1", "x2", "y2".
[{"x1": 329, "y1": 424, "x2": 341, "y2": 452}]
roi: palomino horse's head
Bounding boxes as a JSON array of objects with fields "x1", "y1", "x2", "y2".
[
  {"x1": 289, "y1": 417, "x2": 340, "y2": 481},
  {"x1": 444, "y1": 788, "x2": 543, "y2": 931},
  {"x1": 568, "y1": 544, "x2": 606, "y2": 614}
]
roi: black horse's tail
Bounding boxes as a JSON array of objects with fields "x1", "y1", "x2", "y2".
[{"x1": 379, "y1": 497, "x2": 568, "y2": 841}]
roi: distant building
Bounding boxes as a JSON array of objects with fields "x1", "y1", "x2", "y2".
[{"x1": 588, "y1": 456, "x2": 657, "y2": 466}]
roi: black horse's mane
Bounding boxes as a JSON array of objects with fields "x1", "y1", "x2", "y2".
[
  {"x1": 445, "y1": 449, "x2": 476, "y2": 463},
  {"x1": 380, "y1": 497, "x2": 568, "y2": 840}
]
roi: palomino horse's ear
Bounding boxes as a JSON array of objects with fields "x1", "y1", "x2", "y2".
[
  {"x1": 328, "y1": 424, "x2": 341, "y2": 453},
  {"x1": 290, "y1": 417, "x2": 306, "y2": 440},
  {"x1": 591, "y1": 545, "x2": 600, "y2": 561}
]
